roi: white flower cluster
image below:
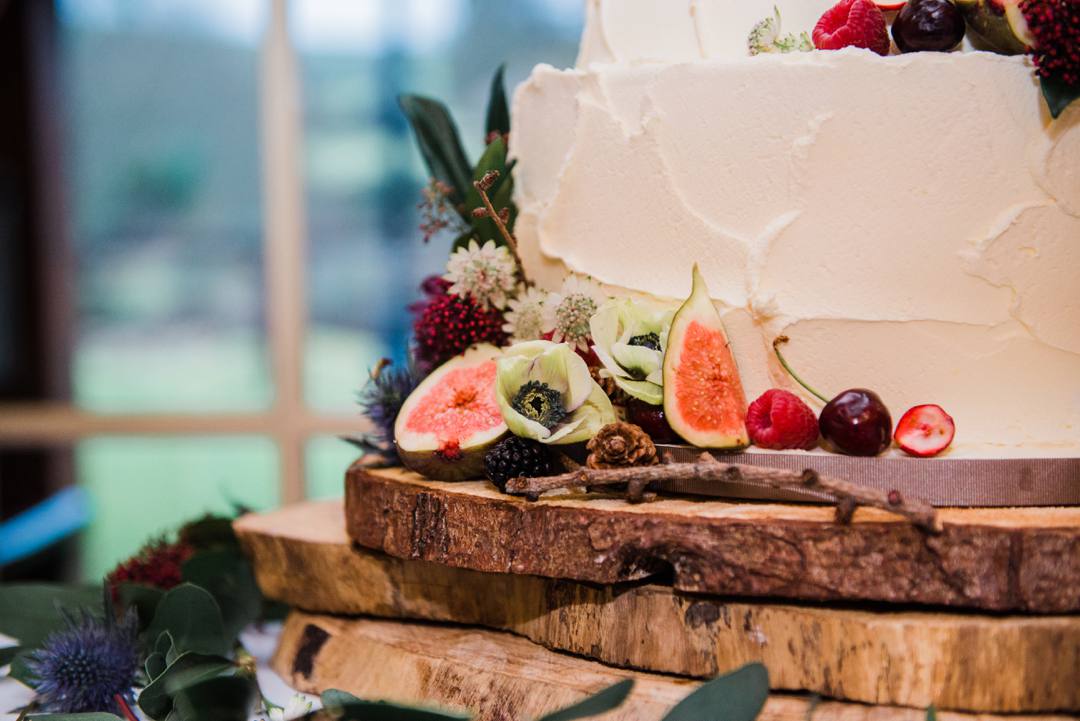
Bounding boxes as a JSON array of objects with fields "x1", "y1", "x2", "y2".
[{"x1": 443, "y1": 239, "x2": 518, "y2": 310}]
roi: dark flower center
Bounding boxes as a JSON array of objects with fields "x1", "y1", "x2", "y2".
[
  {"x1": 512, "y1": 380, "x2": 567, "y2": 430},
  {"x1": 628, "y1": 333, "x2": 661, "y2": 351}
]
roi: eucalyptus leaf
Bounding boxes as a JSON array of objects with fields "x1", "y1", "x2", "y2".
[
  {"x1": 535, "y1": 679, "x2": 634, "y2": 721},
  {"x1": 1040, "y1": 75, "x2": 1080, "y2": 119},
  {"x1": 118, "y1": 583, "x2": 164, "y2": 630},
  {"x1": 0, "y1": 645, "x2": 21, "y2": 667},
  {"x1": 399, "y1": 94, "x2": 473, "y2": 212},
  {"x1": 27, "y1": 714, "x2": 125, "y2": 720},
  {"x1": 170, "y1": 674, "x2": 257, "y2": 721},
  {"x1": 660, "y1": 663, "x2": 769, "y2": 721},
  {"x1": 181, "y1": 549, "x2": 261, "y2": 641},
  {"x1": 485, "y1": 63, "x2": 510, "y2": 138},
  {"x1": 145, "y1": 650, "x2": 167, "y2": 679},
  {"x1": 0, "y1": 584, "x2": 102, "y2": 646},
  {"x1": 146, "y1": 584, "x2": 228, "y2": 657},
  {"x1": 321, "y1": 689, "x2": 472, "y2": 720},
  {"x1": 137, "y1": 651, "x2": 236, "y2": 718}
]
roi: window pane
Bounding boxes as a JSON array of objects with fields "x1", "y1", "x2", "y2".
[
  {"x1": 304, "y1": 435, "x2": 359, "y2": 500},
  {"x1": 76, "y1": 436, "x2": 279, "y2": 581},
  {"x1": 59, "y1": 0, "x2": 272, "y2": 412},
  {"x1": 299, "y1": 0, "x2": 582, "y2": 412}
]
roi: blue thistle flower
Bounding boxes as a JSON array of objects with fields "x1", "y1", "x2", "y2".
[
  {"x1": 357, "y1": 356, "x2": 423, "y2": 449},
  {"x1": 27, "y1": 607, "x2": 139, "y2": 713}
]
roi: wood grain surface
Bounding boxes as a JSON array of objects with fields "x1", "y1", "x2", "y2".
[
  {"x1": 272, "y1": 611, "x2": 1079, "y2": 721},
  {"x1": 344, "y1": 465, "x2": 1080, "y2": 613},
  {"x1": 238, "y1": 501, "x2": 1080, "y2": 712}
]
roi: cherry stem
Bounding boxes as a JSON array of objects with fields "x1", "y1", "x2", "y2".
[{"x1": 772, "y1": 335, "x2": 830, "y2": 403}]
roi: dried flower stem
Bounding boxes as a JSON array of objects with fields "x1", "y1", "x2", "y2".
[
  {"x1": 504, "y1": 451, "x2": 941, "y2": 533},
  {"x1": 474, "y1": 171, "x2": 528, "y2": 285}
]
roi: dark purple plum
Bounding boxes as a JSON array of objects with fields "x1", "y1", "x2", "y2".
[
  {"x1": 892, "y1": 0, "x2": 967, "y2": 52},
  {"x1": 819, "y1": 388, "x2": 893, "y2": 456}
]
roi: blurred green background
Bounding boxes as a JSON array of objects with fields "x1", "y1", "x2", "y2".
[{"x1": 54, "y1": 0, "x2": 581, "y2": 580}]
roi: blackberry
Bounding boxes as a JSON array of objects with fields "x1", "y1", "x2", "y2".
[{"x1": 484, "y1": 436, "x2": 554, "y2": 492}]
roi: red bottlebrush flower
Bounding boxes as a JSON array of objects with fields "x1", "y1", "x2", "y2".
[
  {"x1": 1022, "y1": 0, "x2": 1080, "y2": 87},
  {"x1": 105, "y1": 538, "x2": 193, "y2": 603},
  {"x1": 413, "y1": 291, "x2": 508, "y2": 370}
]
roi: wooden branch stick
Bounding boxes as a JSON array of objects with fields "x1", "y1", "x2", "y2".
[
  {"x1": 473, "y1": 171, "x2": 528, "y2": 284},
  {"x1": 505, "y1": 452, "x2": 941, "y2": 533}
]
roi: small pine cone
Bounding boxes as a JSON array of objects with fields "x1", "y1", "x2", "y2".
[
  {"x1": 590, "y1": 366, "x2": 629, "y2": 405},
  {"x1": 587, "y1": 422, "x2": 658, "y2": 469}
]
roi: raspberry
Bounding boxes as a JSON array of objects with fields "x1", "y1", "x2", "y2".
[
  {"x1": 813, "y1": 0, "x2": 891, "y2": 55},
  {"x1": 746, "y1": 389, "x2": 820, "y2": 450}
]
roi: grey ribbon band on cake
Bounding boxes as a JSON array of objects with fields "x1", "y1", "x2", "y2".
[{"x1": 654, "y1": 445, "x2": 1080, "y2": 507}]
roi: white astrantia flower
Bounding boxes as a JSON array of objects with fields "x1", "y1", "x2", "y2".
[
  {"x1": 502, "y1": 285, "x2": 547, "y2": 342},
  {"x1": 543, "y1": 274, "x2": 606, "y2": 352},
  {"x1": 444, "y1": 239, "x2": 517, "y2": 310},
  {"x1": 590, "y1": 298, "x2": 675, "y2": 406},
  {"x1": 496, "y1": 340, "x2": 616, "y2": 444}
]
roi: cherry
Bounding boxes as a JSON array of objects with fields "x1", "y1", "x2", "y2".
[
  {"x1": 892, "y1": 0, "x2": 966, "y2": 53},
  {"x1": 819, "y1": 389, "x2": 893, "y2": 456},
  {"x1": 772, "y1": 336, "x2": 893, "y2": 457},
  {"x1": 626, "y1": 399, "x2": 678, "y2": 444}
]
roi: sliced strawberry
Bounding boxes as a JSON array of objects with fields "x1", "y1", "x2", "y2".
[
  {"x1": 893, "y1": 404, "x2": 955, "y2": 457},
  {"x1": 813, "y1": 0, "x2": 892, "y2": 55}
]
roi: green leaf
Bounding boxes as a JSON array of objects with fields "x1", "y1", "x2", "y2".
[
  {"x1": 138, "y1": 651, "x2": 236, "y2": 718},
  {"x1": 182, "y1": 548, "x2": 261, "y2": 642},
  {"x1": 178, "y1": 514, "x2": 240, "y2": 552},
  {"x1": 399, "y1": 94, "x2": 473, "y2": 212},
  {"x1": 171, "y1": 674, "x2": 257, "y2": 721},
  {"x1": 464, "y1": 137, "x2": 512, "y2": 247},
  {"x1": 321, "y1": 689, "x2": 472, "y2": 720},
  {"x1": 8, "y1": 650, "x2": 36, "y2": 687},
  {"x1": 146, "y1": 650, "x2": 167, "y2": 679},
  {"x1": 926, "y1": 706, "x2": 938, "y2": 721},
  {"x1": 661, "y1": 663, "x2": 769, "y2": 721},
  {"x1": 0, "y1": 645, "x2": 21, "y2": 667},
  {"x1": 27, "y1": 714, "x2": 125, "y2": 720},
  {"x1": 536, "y1": 679, "x2": 634, "y2": 721},
  {"x1": 146, "y1": 584, "x2": 228, "y2": 656},
  {"x1": 485, "y1": 63, "x2": 510, "y2": 138},
  {"x1": 118, "y1": 583, "x2": 164, "y2": 630},
  {"x1": 0, "y1": 584, "x2": 102, "y2": 646},
  {"x1": 1040, "y1": 75, "x2": 1080, "y2": 119}
]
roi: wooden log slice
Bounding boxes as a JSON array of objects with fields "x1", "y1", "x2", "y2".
[
  {"x1": 345, "y1": 465, "x2": 1080, "y2": 613},
  {"x1": 272, "y1": 611, "x2": 1078, "y2": 721},
  {"x1": 237, "y1": 501, "x2": 1080, "y2": 712}
]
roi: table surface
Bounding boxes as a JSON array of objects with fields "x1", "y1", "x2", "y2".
[{"x1": 0, "y1": 625, "x2": 316, "y2": 719}]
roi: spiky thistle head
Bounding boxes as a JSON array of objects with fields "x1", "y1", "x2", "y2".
[
  {"x1": 357, "y1": 356, "x2": 423, "y2": 447},
  {"x1": 27, "y1": 607, "x2": 139, "y2": 713}
]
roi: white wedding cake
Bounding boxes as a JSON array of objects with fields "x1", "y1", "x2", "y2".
[{"x1": 510, "y1": 0, "x2": 1080, "y2": 457}]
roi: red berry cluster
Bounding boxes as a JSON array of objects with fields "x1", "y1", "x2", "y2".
[
  {"x1": 1022, "y1": 0, "x2": 1080, "y2": 87},
  {"x1": 411, "y1": 276, "x2": 507, "y2": 370},
  {"x1": 105, "y1": 539, "x2": 193, "y2": 602}
]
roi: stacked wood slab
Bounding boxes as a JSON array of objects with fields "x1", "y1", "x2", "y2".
[{"x1": 234, "y1": 464, "x2": 1080, "y2": 720}]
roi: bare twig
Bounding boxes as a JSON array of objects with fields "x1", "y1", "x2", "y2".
[
  {"x1": 504, "y1": 452, "x2": 941, "y2": 533},
  {"x1": 473, "y1": 170, "x2": 528, "y2": 284}
]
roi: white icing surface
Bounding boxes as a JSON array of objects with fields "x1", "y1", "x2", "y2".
[{"x1": 512, "y1": 6, "x2": 1080, "y2": 455}]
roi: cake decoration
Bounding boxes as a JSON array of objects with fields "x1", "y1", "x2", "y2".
[
  {"x1": 502, "y1": 284, "x2": 548, "y2": 343},
  {"x1": 747, "y1": 7, "x2": 814, "y2": 55},
  {"x1": 892, "y1": 0, "x2": 968, "y2": 52},
  {"x1": 746, "y1": 389, "x2": 821, "y2": 450},
  {"x1": 393, "y1": 344, "x2": 507, "y2": 481},
  {"x1": 894, "y1": 403, "x2": 957, "y2": 456},
  {"x1": 956, "y1": 0, "x2": 1034, "y2": 53},
  {"x1": 496, "y1": 340, "x2": 616, "y2": 445},
  {"x1": 443, "y1": 238, "x2": 518, "y2": 310},
  {"x1": 590, "y1": 297, "x2": 673, "y2": 406},
  {"x1": 542, "y1": 274, "x2": 605, "y2": 352},
  {"x1": 483, "y1": 435, "x2": 556, "y2": 492},
  {"x1": 1021, "y1": 0, "x2": 1080, "y2": 116},
  {"x1": 354, "y1": 357, "x2": 422, "y2": 462},
  {"x1": 812, "y1": 0, "x2": 892, "y2": 55},
  {"x1": 586, "y1": 421, "x2": 660, "y2": 469},
  {"x1": 661, "y1": 266, "x2": 750, "y2": 450}
]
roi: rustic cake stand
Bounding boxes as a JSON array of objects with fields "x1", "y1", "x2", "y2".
[{"x1": 234, "y1": 464, "x2": 1080, "y2": 720}]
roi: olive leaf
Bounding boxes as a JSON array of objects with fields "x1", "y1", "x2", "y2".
[
  {"x1": 535, "y1": 679, "x2": 634, "y2": 721},
  {"x1": 660, "y1": 663, "x2": 769, "y2": 721}
]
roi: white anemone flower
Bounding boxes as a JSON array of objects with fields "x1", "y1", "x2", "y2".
[
  {"x1": 590, "y1": 298, "x2": 675, "y2": 406},
  {"x1": 496, "y1": 340, "x2": 616, "y2": 444}
]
